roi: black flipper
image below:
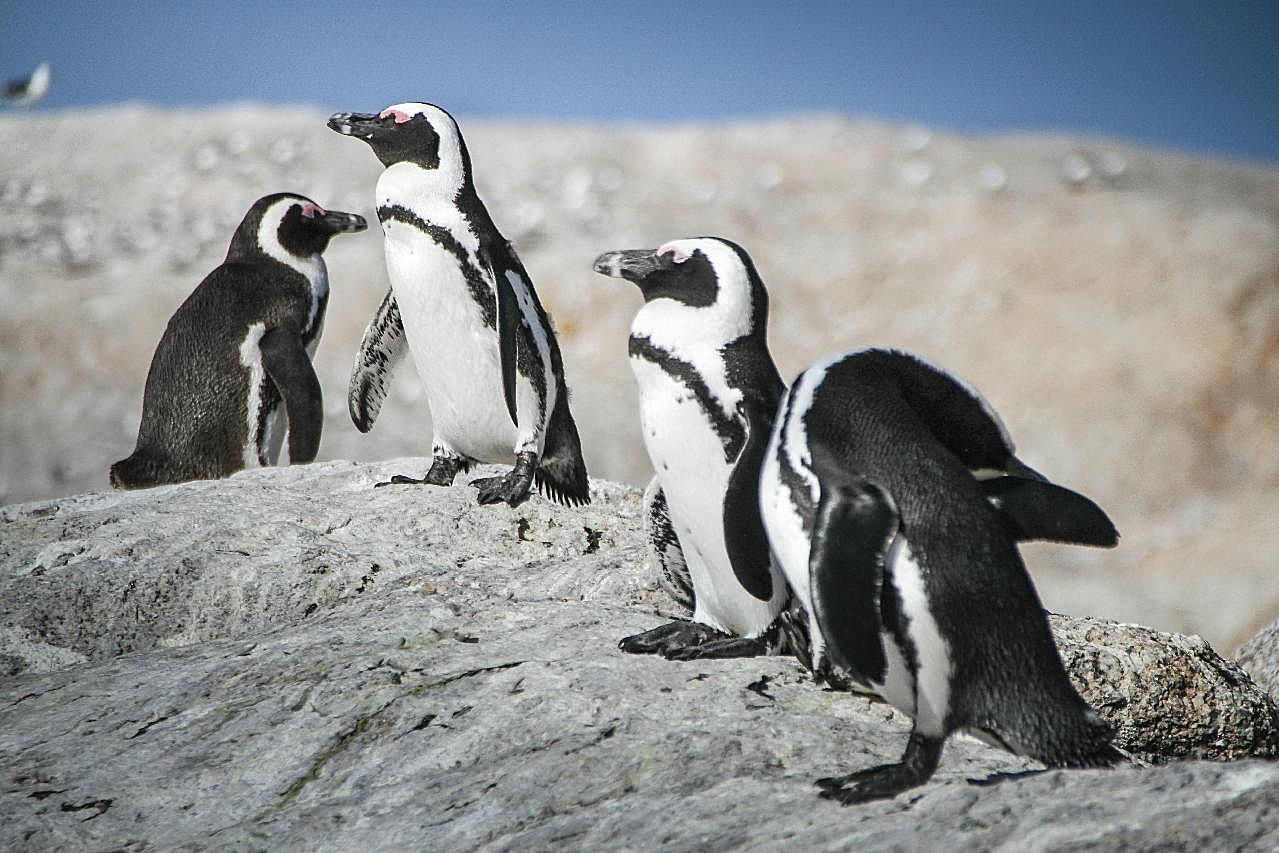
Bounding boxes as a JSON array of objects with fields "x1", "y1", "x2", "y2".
[
  {"x1": 479, "y1": 241, "x2": 521, "y2": 428},
  {"x1": 817, "y1": 729, "x2": 945, "y2": 804},
  {"x1": 643, "y1": 478, "x2": 694, "y2": 613},
  {"x1": 349, "y1": 290, "x2": 407, "y2": 433},
  {"x1": 982, "y1": 476, "x2": 1120, "y2": 547},
  {"x1": 259, "y1": 327, "x2": 322, "y2": 464},
  {"x1": 722, "y1": 399, "x2": 778, "y2": 602},
  {"x1": 807, "y1": 474, "x2": 896, "y2": 683}
]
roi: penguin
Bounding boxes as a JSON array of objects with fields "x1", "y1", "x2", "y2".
[
  {"x1": 758, "y1": 346, "x2": 1121, "y2": 804},
  {"x1": 3, "y1": 62, "x2": 50, "y2": 107},
  {"x1": 593, "y1": 238, "x2": 789, "y2": 659},
  {"x1": 110, "y1": 193, "x2": 366, "y2": 489},
  {"x1": 327, "y1": 102, "x2": 589, "y2": 507}
]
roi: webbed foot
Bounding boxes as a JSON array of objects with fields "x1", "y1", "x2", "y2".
[
  {"x1": 617, "y1": 619, "x2": 765, "y2": 660},
  {"x1": 374, "y1": 455, "x2": 463, "y2": 488},
  {"x1": 471, "y1": 451, "x2": 537, "y2": 507},
  {"x1": 816, "y1": 731, "x2": 943, "y2": 805}
]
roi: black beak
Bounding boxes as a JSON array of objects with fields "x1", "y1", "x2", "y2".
[
  {"x1": 318, "y1": 209, "x2": 367, "y2": 234},
  {"x1": 592, "y1": 249, "x2": 672, "y2": 283},
  {"x1": 327, "y1": 111, "x2": 384, "y2": 140}
]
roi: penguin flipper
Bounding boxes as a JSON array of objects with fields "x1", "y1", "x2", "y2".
[
  {"x1": 349, "y1": 290, "x2": 406, "y2": 433},
  {"x1": 981, "y1": 477, "x2": 1119, "y2": 547},
  {"x1": 478, "y1": 242, "x2": 521, "y2": 428},
  {"x1": 259, "y1": 327, "x2": 322, "y2": 464},
  {"x1": 808, "y1": 475, "x2": 895, "y2": 683},
  {"x1": 643, "y1": 477, "x2": 694, "y2": 613},
  {"x1": 722, "y1": 399, "x2": 777, "y2": 602}
]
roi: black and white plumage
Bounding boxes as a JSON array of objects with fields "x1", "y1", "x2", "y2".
[
  {"x1": 110, "y1": 193, "x2": 366, "y2": 490},
  {"x1": 3, "y1": 62, "x2": 50, "y2": 107},
  {"x1": 759, "y1": 347, "x2": 1121, "y2": 803},
  {"x1": 593, "y1": 238, "x2": 788, "y2": 659},
  {"x1": 328, "y1": 102, "x2": 588, "y2": 507}
]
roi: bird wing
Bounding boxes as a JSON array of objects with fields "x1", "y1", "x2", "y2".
[
  {"x1": 476, "y1": 239, "x2": 522, "y2": 427},
  {"x1": 259, "y1": 326, "x2": 322, "y2": 464},
  {"x1": 722, "y1": 397, "x2": 779, "y2": 601},
  {"x1": 348, "y1": 289, "x2": 407, "y2": 433},
  {"x1": 806, "y1": 458, "x2": 896, "y2": 684},
  {"x1": 643, "y1": 477, "x2": 695, "y2": 613},
  {"x1": 859, "y1": 348, "x2": 1118, "y2": 547}
]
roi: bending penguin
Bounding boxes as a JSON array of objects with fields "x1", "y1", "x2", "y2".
[
  {"x1": 111, "y1": 193, "x2": 366, "y2": 489},
  {"x1": 759, "y1": 346, "x2": 1121, "y2": 804},
  {"x1": 327, "y1": 102, "x2": 589, "y2": 507},
  {"x1": 593, "y1": 238, "x2": 788, "y2": 659}
]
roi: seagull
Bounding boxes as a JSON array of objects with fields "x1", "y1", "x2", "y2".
[{"x1": 4, "y1": 62, "x2": 51, "y2": 107}]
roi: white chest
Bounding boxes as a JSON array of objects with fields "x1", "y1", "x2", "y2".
[
  {"x1": 632, "y1": 357, "x2": 780, "y2": 635},
  {"x1": 381, "y1": 217, "x2": 515, "y2": 460}
]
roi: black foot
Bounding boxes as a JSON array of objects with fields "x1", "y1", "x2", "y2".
[
  {"x1": 816, "y1": 731, "x2": 944, "y2": 805},
  {"x1": 664, "y1": 635, "x2": 770, "y2": 661},
  {"x1": 618, "y1": 619, "x2": 762, "y2": 660},
  {"x1": 471, "y1": 451, "x2": 537, "y2": 507},
  {"x1": 374, "y1": 455, "x2": 462, "y2": 488}
]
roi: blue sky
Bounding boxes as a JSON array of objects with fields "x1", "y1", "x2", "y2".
[{"x1": 3, "y1": 1, "x2": 1277, "y2": 164}]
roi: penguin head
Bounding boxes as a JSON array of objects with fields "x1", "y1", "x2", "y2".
[
  {"x1": 228, "y1": 193, "x2": 367, "y2": 263},
  {"x1": 327, "y1": 102, "x2": 470, "y2": 179},
  {"x1": 593, "y1": 237, "x2": 770, "y2": 339}
]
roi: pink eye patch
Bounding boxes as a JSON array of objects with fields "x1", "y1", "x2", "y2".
[
  {"x1": 657, "y1": 243, "x2": 691, "y2": 263},
  {"x1": 300, "y1": 203, "x2": 326, "y2": 218},
  {"x1": 379, "y1": 108, "x2": 412, "y2": 124}
]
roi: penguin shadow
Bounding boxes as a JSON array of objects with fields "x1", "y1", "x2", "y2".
[{"x1": 964, "y1": 768, "x2": 1052, "y2": 788}]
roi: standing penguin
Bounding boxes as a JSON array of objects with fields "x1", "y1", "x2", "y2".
[
  {"x1": 327, "y1": 102, "x2": 588, "y2": 507},
  {"x1": 110, "y1": 193, "x2": 366, "y2": 489},
  {"x1": 593, "y1": 238, "x2": 788, "y2": 659},
  {"x1": 759, "y1": 347, "x2": 1121, "y2": 803}
]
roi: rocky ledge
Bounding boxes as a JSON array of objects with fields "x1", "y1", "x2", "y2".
[{"x1": 2, "y1": 460, "x2": 1278, "y2": 850}]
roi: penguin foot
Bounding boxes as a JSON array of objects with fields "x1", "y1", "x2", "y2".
[
  {"x1": 618, "y1": 619, "x2": 750, "y2": 659},
  {"x1": 374, "y1": 454, "x2": 463, "y2": 488},
  {"x1": 815, "y1": 731, "x2": 944, "y2": 805},
  {"x1": 663, "y1": 635, "x2": 770, "y2": 661},
  {"x1": 471, "y1": 451, "x2": 537, "y2": 507}
]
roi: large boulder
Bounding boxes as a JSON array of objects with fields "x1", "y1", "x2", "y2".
[
  {"x1": 1238, "y1": 618, "x2": 1279, "y2": 706},
  {"x1": 2, "y1": 462, "x2": 1276, "y2": 849}
]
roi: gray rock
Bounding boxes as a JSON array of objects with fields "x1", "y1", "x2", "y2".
[
  {"x1": 1053, "y1": 614, "x2": 1279, "y2": 761},
  {"x1": 2, "y1": 461, "x2": 1277, "y2": 850},
  {"x1": 1237, "y1": 618, "x2": 1279, "y2": 705}
]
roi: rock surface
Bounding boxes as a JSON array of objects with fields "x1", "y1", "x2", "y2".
[
  {"x1": 2, "y1": 462, "x2": 1277, "y2": 850},
  {"x1": 1238, "y1": 618, "x2": 1279, "y2": 706},
  {"x1": 2, "y1": 106, "x2": 1279, "y2": 650}
]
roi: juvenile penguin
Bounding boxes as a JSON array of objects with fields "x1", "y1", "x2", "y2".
[
  {"x1": 593, "y1": 238, "x2": 788, "y2": 659},
  {"x1": 759, "y1": 347, "x2": 1121, "y2": 803},
  {"x1": 327, "y1": 102, "x2": 588, "y2": 507},
  {"x1": 110, "y1": 193, "x2": 366, "y2": 489}
]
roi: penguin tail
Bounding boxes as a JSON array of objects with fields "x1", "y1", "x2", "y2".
[
  {"x1": 536, "y1": 390, "x2": 591, "y2": 506},
  {"x1": 108, "y1": 450, "x2": 165, "y2": 490},
  {"x1": 534, "y1": 457, "x2": 590, "y2": 507}
]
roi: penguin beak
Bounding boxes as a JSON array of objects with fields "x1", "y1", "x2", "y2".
[
  {"x1": 318, "y1": 209, "x2": 367, "y2": 234},
  {"x1": 327, "y1": 112, "x2": 385, "y2": 140},
  {"x1": 592, "y1": 249, "x2": 672, "y2": 284}
]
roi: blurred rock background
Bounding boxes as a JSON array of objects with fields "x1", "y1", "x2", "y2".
[{"x1": 1, "y1": 105, "x2": 1276, "y2": 650}]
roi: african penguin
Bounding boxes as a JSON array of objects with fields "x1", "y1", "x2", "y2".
[
  {"x1": 593, "y1": 238, "x2": 788, "y2": 659},
  {"x1": 759, "y1": 346, "x2": 1121, "y2": 804},
  {"x1": 110, "y1": 193, "x2": 366, "y2": 490},
  {"x1": 328, "y1": 102, "x2": 589, "y2": 507}
]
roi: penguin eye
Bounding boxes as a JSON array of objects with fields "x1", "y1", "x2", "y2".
[
  {"x1": 657, "y1": 243, "x2": 692, "y2": 264},
  {"x1": 299, "y1": 203, "x2": 324, "y2": 219},
  {"x1": 378, "y1": 108, "x2": 413, "y2": 124}
]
